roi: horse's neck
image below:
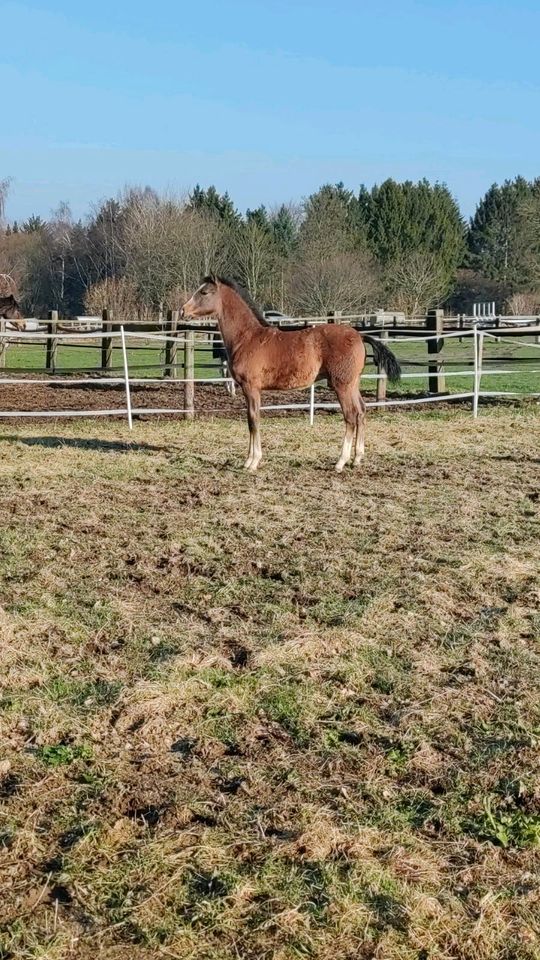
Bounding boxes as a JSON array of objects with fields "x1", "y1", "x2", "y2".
[{"x1": 218, "y1": 289, "x2": 262, "y2": 356}]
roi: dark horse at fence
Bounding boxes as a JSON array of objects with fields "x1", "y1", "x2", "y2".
[
  {"x1": 212, "y1": 332, "x2": 236, "y2": 397},
  {"x1": 182, "y1": 276, "x2": 401, "y2": 472},
  {"x1": 0, "y1": 295, "x2": 25, "y2": 330}
]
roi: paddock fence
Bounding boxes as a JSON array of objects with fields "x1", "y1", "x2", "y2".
[{"x1": 0, "y1": 308, "x2": 539, "y2": 425}]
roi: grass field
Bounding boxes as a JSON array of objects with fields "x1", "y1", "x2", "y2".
[
  {"x1": 2, "y1": 333, "x2": 540, "y2": 398},
  {"x1": 0, "y1": 409, "x2": 539, "y2": 960}
]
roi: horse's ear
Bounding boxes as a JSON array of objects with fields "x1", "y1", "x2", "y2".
[{"x1": 201, "y1": 274, "x2": 217, "y2": 287}]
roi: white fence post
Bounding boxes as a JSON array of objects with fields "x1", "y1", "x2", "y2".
[
  {"x1": 473, "y1": 326, "x2": 484, "y2": 419},
  {"x1": 309, "y1": 383, "x2": 315, "y2": 425},
  {"x1": 120, "y1": 326, "x2": 133, "y2": 430}
]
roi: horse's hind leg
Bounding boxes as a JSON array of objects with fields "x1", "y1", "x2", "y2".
[
  {"x1": 334, "y1": 384, "x2": 357, "y2": 473},
  {"x1": 353, "y1": 392, "x2": 366, "y2": 466}
]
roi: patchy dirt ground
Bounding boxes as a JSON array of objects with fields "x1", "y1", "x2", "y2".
[
  {"x1": 0, "y1": 408, "x2": 539, "y2": 960},
  {"x1": 0, "y1": 380, "x2": 336, "y2": 418},
  {"x1": 0, "y1": 379, "x2": 466, "y2": 421}
]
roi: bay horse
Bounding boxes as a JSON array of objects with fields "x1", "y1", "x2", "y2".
[
  {"x1": 181, "y1": 276, "x2": 401, "y2": 472},
  {"x1": 0, "y1": 295, "x2": 25, "y2": 331}
]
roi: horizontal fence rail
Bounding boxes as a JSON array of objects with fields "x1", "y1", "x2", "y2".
[{"x1": 9, "y1": 311, "x2": 540, "y2": 329}]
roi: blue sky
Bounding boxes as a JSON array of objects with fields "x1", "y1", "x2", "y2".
[{"x1": 2, "y1": 0, "x2": 540, "y2": 222}]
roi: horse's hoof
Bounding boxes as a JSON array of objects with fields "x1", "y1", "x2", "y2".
[{"x1": 335, "y1": 463, "x2": 345, "y2": 473}]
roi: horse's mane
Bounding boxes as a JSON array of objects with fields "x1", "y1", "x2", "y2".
[{"x1": 204, "y1": 276, "x2": 271, "y2": 327}]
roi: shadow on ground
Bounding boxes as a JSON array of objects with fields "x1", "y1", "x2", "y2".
[{"x1": 0, "y1": 435, "x2": 168, "y2": 454}]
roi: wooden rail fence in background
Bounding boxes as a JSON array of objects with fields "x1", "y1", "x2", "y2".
[
  {"x1": 101, "y1": 309, "x2": 113, "y2": 372},
  {"x1": 164, "y1": 309, "x2": 179, "y2": 377},
  {"x1": 45, "y1": 310, "x2": 59, "y2": 372}
]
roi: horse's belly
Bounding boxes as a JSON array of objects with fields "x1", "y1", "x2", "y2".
[
  {"x1": 263, "y1": 362, "x2": 320, "y2": 391},
  {"x1": 265, "y1": 375, "x2": 312, "y2": 390}
]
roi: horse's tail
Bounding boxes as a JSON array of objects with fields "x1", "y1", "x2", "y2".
[{"x1": 361, "y1": 334, "x2": 401, "y2": 383}]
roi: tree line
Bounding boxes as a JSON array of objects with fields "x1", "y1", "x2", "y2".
[{"x1": 1, "y1": 175, "x2": 540, "y2": 319}]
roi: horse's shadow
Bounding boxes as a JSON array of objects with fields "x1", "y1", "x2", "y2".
[{"x1": 0, "y1": 435, "x2": 168, "y2": 454}]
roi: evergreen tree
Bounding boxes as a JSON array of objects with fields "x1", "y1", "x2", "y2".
[
  {"x1": 362, "y1": 178, "x2": 465, "y2": 276},
  {"x1": 467, "y1": 177, "x2": 539, "y2": 289},
  {"x1": 270, "y1": 204, "x2": 299, "y2": 259},
  {"x1": 246, "y1": 205, "x2": 270, "y2": 230},
  {"x1": 357, "y1": 179, "x2": 465, "y2": 307},
  {"x1": 188, "y1": 185, "x2": 240, "y2": 225},
  {"x1": 300, "y1": 182, "x2": 365, "y2": 254},
  {"x1": 22, "y1": 215, "x2": 46, "y2": 233}
]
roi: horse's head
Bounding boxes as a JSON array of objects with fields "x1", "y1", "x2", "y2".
[
  {"x1": 181, "y1": 276, "x2": 221, "y2": 319},
  {"x1": 0, "y1": 295, "x2": 25, "y2": 329}
]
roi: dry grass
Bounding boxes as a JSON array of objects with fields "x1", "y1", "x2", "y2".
[{"x1": 0, "y1": 407, "x2": 539, "y2": 960}]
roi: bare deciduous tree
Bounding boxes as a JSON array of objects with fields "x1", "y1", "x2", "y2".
[
  {"x1": 121, "y1": 195, "x2": 229, "y2": 311},
  {"x1": 388, "y1": 252, "x2": 450, "y2": 316},
  {"x1": 0, "y1": 227, "x2": 38, "y2": 302},
  {"x1": 0, "y1": 273, "x2": 16, "y2": 297},
  {"x1": 84, "y1": 277, "x2": 140, "y2": 322},
  {"x1": 0, "y1": 178, "x2": 12, "y2": 228},
  {"x1": 288, "y1": 250, "x2": 379, "y2": 316},
  {"x1": 506, "y1": 290, "x2": 540, "y2": 315},
  {"x1": 175, "y1": 208, "x2": 229, "y2": 292},
  {"x1": 233, "y1": 219, "x2": 277, "y2": 302}
]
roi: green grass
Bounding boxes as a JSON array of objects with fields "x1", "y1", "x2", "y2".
[
  {"x1": 2, "y1": 340, "x2": 221, "y2": 380},
  {"x1": 384, "y1": 334, "x2": 540, "y2": 396},
  {"x1": 0, "y1": 409, "x2": 539, "y2": 959}
]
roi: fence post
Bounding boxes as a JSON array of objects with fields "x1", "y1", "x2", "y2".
[
  {"x1": 426, "y1": 308, "x2": 445, "y2": 393},
  {"x1": 309, "y1": 383, "x2": 315, "y2": 425},
  {"x1": 375, "y1": 329, "x2": 389, "y2": 406},
  {"x1": 120, "y1": 326, "x2": 133, "y2": 430},
  {"x1": 184, "y1": 328, "x2": 195, "y2": 419},
  {"x1": 472, "y1": 326, "x2": 484, "y2": 418},
  {"x1": 46, "y1": 310, "x2": 59, "y2": 373},
  {"x1": 0, "y1": 319, "x2": 6, "y2": 369},
  {"x1": 164, "y1": 309, "x2": 179, "y2": 378},
  {"x1": 101, "y1": 309, "x2": 113, "y2": 371}
]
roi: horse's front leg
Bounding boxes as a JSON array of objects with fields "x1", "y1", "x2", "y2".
[{"x1": 242, "y1": 385, "x2": 262, "y2": 472}]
